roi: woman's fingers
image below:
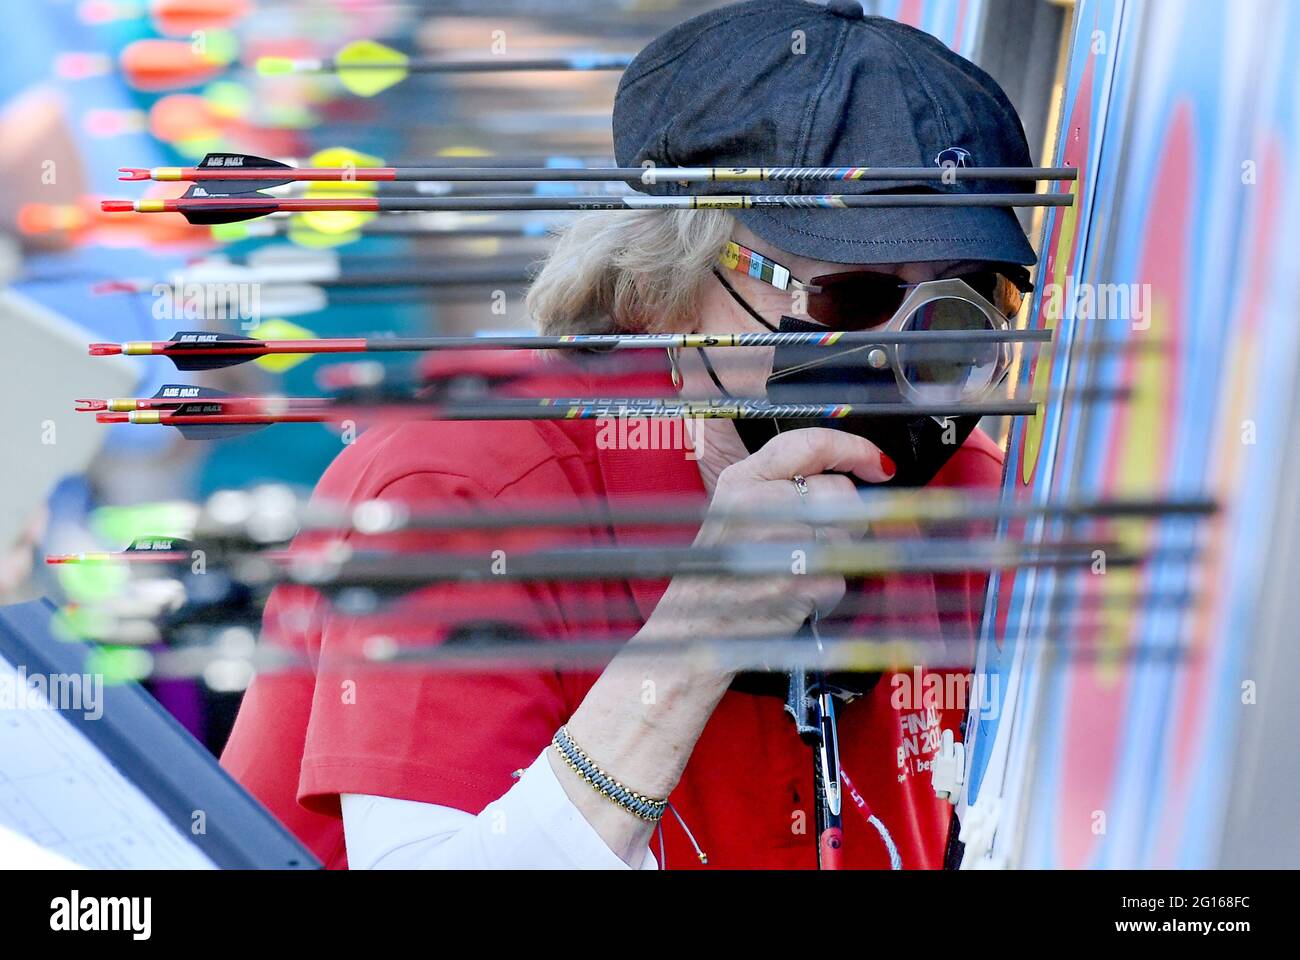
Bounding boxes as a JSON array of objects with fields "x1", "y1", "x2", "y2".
[
  {"x1": 782, "y1": 473, "x2": 859, "y2": 543},
  {"x1": 785, "y1": 471, "x2": 860, "y2": 502},
  {"x1": 706, "y1": 437, "x2": 872, "y2": 544},
  {"x1": 684, "y1": 431, "x2": 869, "y2": 633},
  {"x1": 727, "y1": 427, "x2": 896, "y2": 485}
]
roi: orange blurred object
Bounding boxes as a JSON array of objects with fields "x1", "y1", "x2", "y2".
[
  {"x1": 120, "y1": 39, "x2": 227, "y2": 92},
  {"x1": 148, "y1": 93, "x2": 305, "y2": 158},
  {"x1": 151, "y1": 0, "x2": 254, "y2": 35},
  {"x1": 149, "y1": 93, "x2": 224, "y2": 143},
  {"x1": 17, "y1": 197, "x2": 215, "y2": 249},
  {"x1": 79, "y1": 0, "x2": 253, "y2": 33},
  {"x1": 16, "y1": 203, "x2": 90, "y2": 235}
]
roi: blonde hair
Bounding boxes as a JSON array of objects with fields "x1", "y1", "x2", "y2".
[
  {"x1": 526, "y1": 208, "x2": 1028, "y2": 331},
  {"x1": 526, "y1": 209, "x2": 734, "y2": 335}
]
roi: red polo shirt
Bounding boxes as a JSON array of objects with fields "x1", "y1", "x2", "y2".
[{"x1": 221, "y1": 353, "x2": 1003, "y2": 869}]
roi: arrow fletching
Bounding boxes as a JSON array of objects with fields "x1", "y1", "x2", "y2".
[
  {"x1": 175, "y1": 184, "x2": 280, "y2": 224},
  {"x1": 161, "y1": 387, "x2": 272, "y2": 440},
  {"x1": 192, "y1": 151, "x2": 296, "y2": 191},
  {"x1": 123, "y1": 535, "x2": 196, "y2": 557},
  {"x1": 328, "y1": 40, "x2": 407, "y2": 97},
  {"x1": 154, "y1": 331, "x2": 271, "y2": 370},
  {"x1": 256, "y1": 40, "x2": 410, "y2": 97}
]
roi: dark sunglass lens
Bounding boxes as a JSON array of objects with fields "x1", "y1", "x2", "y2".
[
  {"x1": 956, "y1": 271, "x2": 1000, "y2": 302},
  {"x1": 805, "y1": 272, "x2": 907, "y2": 330}
]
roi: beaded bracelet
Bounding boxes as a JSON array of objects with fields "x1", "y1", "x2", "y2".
[{"x1": 551, "y1": 725, "x2": 668, "y2": 823}]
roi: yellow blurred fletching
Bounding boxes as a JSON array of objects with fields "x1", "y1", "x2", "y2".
[
  {"x1": 438, "y1": 146, "x2": 495, "y2": 158},
  {"x1": 334, "y1": 39, "x2": 408, "y2": 97},
  {"x1": 303, "y1": 147, "x2": 382, "y2": 199},
  {"x1": 89, "y1": 502, "x2": 195, "y2": 544},
  {"x1": 211, "y1": 222, "x2": 250, "y2": 241},
  {"x1": 304, "y1": 180, "x2": 377, "y2": 198},
  {"x1": 202, "y1": 80, "x2": 252, "y2": 120},
  {"x1": 288, "y1": 221, "x2": 360, "y2": 248},
  {"x1": 308, "y1": 146, "x2": 384, "y2": 168},
  {"x1": 88, "y1": 647, "x2": 155, "y2": 685},
  {"x1": 56, "y1": 562, "x2": 129, "y2": 604},
  {"x1": 174, "y1": 133, "x2": 225, "y2": 160},
  {"x1": 252, "y1": 318, "x2": 317, "y2": 372},
  {"x1": 264, "y1": 103, "x2": 318, "y2": 129},
  {"x1": 300, "y1": 208, "x2": 375, "y2": 235},
  {"x1": 198, "y1": 29, "x2": 238, "y2": 65},
  {"x1": 257, "y1": 56, "x2": 296, "y2": 77}
]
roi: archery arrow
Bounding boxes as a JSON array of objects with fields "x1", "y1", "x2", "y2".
[
  {"x1": 51, "y1": 535, "x2": 1143, "y2": 593},
  {"x1": 191, "y1": 489, "x2": 1217, "y2": 541},
  {"x1": 46, "y1": 535, "x2": 199, "y2": 565},
  {"x1": 89, "y1": 327, "x2": 1053, "y2": 370},
  {"x1": 88, "y1": 394, "x2": 1040, "y2": 440},
  {"x1": 137, "y1": 538, "x2": 1160, "y2": 593},
  {"x1": 256, "y1": 40, "x2": 635, "y2": 97},
  {"x1": 119, "y1": 151, "x2": 1079, "y2": 186},
  {"x1": 69, "y1": 608, "x2": 1192, "y2": 680},
  {"x1": 84, "y1": 616, "x2": 1201, "y2": 686},
  {"x1": 75, "y1": 383, "x2": 322, "y2": 414},
  {"x1": 50, "y1": 495, "x2": 1214, "y2": 564},
  {"x1": 92, "y1": 274, "x2": 330, "y2": 317},
  {"x1": 101, "y1": 187, "x2": 1075, "y2": 225},
  {"x1": 206, "y1": 216, "x2": 559, "y2": 245},
  {"x1": 92, "y1": 259, "x2": 535, "y2": 292}
]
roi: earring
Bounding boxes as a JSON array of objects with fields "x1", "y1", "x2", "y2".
[{"x1": 667, "y1": 347, "x2": 683, "y2": 389}]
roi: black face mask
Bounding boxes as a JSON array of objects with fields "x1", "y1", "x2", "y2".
[{"x1": 707, "y1": 272, "x2": 980, "y2": 488}]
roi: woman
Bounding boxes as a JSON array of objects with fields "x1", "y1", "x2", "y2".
[{"x1": 222, "y1": 0, "x2": 1037, "y2": 869}]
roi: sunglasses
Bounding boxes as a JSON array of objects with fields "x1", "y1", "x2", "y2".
[
  {"x1": 719, "y1": 241, "x2": 1029, "y2": 402},
  {"x1": 718, "y1": 240, "x2": 1027, "y2": 331}
]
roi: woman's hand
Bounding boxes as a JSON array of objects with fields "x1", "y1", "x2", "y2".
[
  {"x1": 643, "y1": 427, "x2": 896, "y2": 644},
  {"x1": 555, "y1": 428, "x2": 893, "y2": 864}
]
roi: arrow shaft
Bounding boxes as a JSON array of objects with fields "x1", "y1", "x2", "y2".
[
  {"x1": 312, "y1": 267, "x2": 533, "y2": 288},
  {"x1": 229, "y1": 539, "x2": 1145, "y2": 589},
  {"x1": 113, "y1": 395, "x2": 310, "y2": 413},
  {"x1": 113, "y1": 192, "x2": 1075, "y2": 216},
  {"x1": 146, "y1": 164, "x2": 1078, "y2": 184},
  {"x1": 320, "y1": 55, "x2": 634, "y2": 73},
  {"x1": 115, "y1": 398, "x2": 1038, "y2": 427},
  {"x1": 142, "y1": 632, "x2": 1189, "y2": 680},
  {"x1": 265, "y1": 494, "x2": 1219, "y2": 538},
  {"x1": 103, "y1": 328, "x2": 1053, "y2": 360}
]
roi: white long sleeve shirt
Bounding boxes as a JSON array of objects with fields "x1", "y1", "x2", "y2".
[{"x1": 341, "y1": 749, "x2": 658, "y2": 869}]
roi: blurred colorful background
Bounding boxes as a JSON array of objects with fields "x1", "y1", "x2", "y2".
[{"x1": 2, "y1": 0, "x2": 1296, "y2": 869}]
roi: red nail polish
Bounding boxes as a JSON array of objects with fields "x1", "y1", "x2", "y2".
[{"x1": 880, "y1": 453, "x2": 896, "y2": 478}]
